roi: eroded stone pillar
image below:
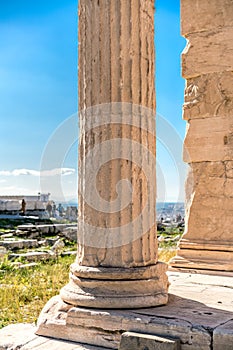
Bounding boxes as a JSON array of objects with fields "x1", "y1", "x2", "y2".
[
  {"x1": 170, "y1": 0, "x2": 233, "y2": 272},
  {"x1": 59, "y1": 0, "x2": 168, "y2": 308},
  {"x1": 36, "y1": 0, "x2": 168, "y2": 342}
]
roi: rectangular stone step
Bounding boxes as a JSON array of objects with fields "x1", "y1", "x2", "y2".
[
  {"x1": 119, "y1": 332, "x2": 180, "y2": 350},
  {"x1": 0, "y1": 324, "x2": 108, "y2": 350}
]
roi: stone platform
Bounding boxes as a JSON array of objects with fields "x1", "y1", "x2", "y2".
[{"x1": 0, "y1": 271, "x2": 233, "y2": 350}]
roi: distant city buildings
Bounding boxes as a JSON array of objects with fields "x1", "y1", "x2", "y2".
[{"x1": 156, "y1": 202, "x2": 184, "y2": 227}]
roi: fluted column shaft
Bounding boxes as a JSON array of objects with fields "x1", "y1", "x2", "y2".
[
  {"x1": 77, "y1": 0, "x2": 157, "y2": 268},
  {"x1": 35, "y1": 0, "x2": 168, "y2": 312}
]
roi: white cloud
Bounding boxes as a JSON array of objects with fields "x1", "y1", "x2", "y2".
[
  {"x1": 0, "y1": 186, "x2": 39, "y2": 196},
  {"x1": 0, "y1": 168, "x2": 76, "y2": 177},
  {"x1": 0, "y1": 179, "x2": 6, "y2": 183},
  {"x1": 0, "y1": 169, "x2": 39, "y2": 176},
  {"x1": 41, "y1": 168, "x2": 76, "y2": 176}
]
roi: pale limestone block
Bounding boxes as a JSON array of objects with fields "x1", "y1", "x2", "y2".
[
  {"x1": 37, "y1": 295, "x2": 212, "y2": 349},
  {"x1": 182, "y1": 28, "x2": 233, "y2": 78},
  {"x1": 0, "y1": 323, "x2": 108, "y2": 350},
  {"x1": 184, "y1": 208, "x2": 233, "y2": 242},
  {"x1": 183, "y1": 168, "x2": 233, "y2": 242},
  {"x1": 176, "y1": 160, "x2": 233, "y2": 271},
  {"x1": 184, "y1": 117, "x2": 233, "y2": 163},
  {"x1": 184, "y1": 197, "x2": 233, "y2": 241},
  {"x1": 181, "y1": 0, "x2": 233, "y2": 36},
  {"x1": 9, "y1": 251, "x2": 52, "y2": 262},
  {"x1": 214, "y1": 320, "x2": 233, "y2": 350},
  {"x1": 177, "y1": 239, "x2": 233, "y2": 253},
  {"x1": 5, "y1": 201, "x2": 20, "y2": 211},
  {"x1": 26, "y1": 202, "x2": 36, "y2": 210},
  {"x1": 196, "y1": 178, "x2": 225, "y2": 197},
  {"x1": 0, "y1": 239, "x2": 38, "y2": 250},
  {"x1": 119, "y1": 332, "x2": 180, "y2": 350},
  {"x1": 171, "y1": 249, "x2": 233, "y2": 271},
  {"x1": 0, "y1": 323, "x2": 36, "y2": 350},
  {"x1": 20, "y1": 336, "x2": 106, "y2": 350},
  {"x1": 187, "y1": 162, "x2": 225, "y2": 180},
  {"x1": 183, "y1": 72, "x2": 233, "y2": 120}
]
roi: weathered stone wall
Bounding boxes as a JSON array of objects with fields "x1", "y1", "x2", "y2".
[{"x1": 171, "y1": 0, "x2": 233, "y2": 271}]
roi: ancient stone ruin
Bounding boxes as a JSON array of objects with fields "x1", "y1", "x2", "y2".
[
  {"x1": 170, "y1": 0, "x2": 233, "y2": 272},
  {"x1": 36, "y1": 0, "x2": 168, "y2": 321},
  {"x1": 0, "y1": 0, "x2": 233, "y2": 349}
]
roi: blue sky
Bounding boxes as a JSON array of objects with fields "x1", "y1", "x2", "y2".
[{"x1": 0, "y1": 0, "x2": 186, "y2": 202}]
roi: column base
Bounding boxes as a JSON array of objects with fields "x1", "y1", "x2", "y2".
[
  {"x1": 36, "y1": 262, "x2": 168, "y2": 347},
  {"x1": 35, "y1": 270, "x2": 233, "y2": 349},
  {"x1": 60, "y1": 261, "x2": 169, "y2": 309},
  {"x1": 170, "y1": 239, "x2": 233, "y2": 273}
]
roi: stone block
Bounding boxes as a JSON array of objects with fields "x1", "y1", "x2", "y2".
[
  {"x1": 38, "y1": 225, "x2": 50, "y2": 234},
  {"x1": 0, "y1": 323, "x2": 107, "y2": 350},
  {"x1": 36, "y1": 295, "x2": 212, "y2": 349},
  {"x1": 214, "y1": 320, "x2": 233, "y2": 350},
  {"x1": 0, "y1": 323, "x2": 36, "y2": 350},
  {"x1": 5, "y1": 201, "x2": 20, "y2": 211},
  {"x1": 9, "y1": 251, "x2": 52, "y2": 262},
  {"x1": 182, "y1": 164, "x2": 233, "y2": 243},
  {"x1": 173, "y1": 248, "x2": 233, "y2": 271},
  {"x1": 26, "y1": 202, "x2": 36, "y2": 210},
  {"x1": 183, "y1": 72, "x2": 233, "y2": 120},
  {"x1": 182, "y1": 28, "x2": 233, "y2": 78},
  {"x1": 119, "y1": 332, "x2": 180, "y2": 350},
  {"x1": 185, "y1": 207, "x2": 233, "y2": 242},
  {"x1": 62, "y1": 227, "x2": 77, "y2": 241},
  {"x1": 17, "y1": 225, "x2": 35, "y2": 231},
  {"x1": 181, "y1": 0, "x2": 233, "y2": 36},
  {"x1": 183, "y1": 117, "x2": 233, "y2": 163},
  {"x1": 177, "y1": 239, "x2": 233, "y2": 253},
  {"x1": 0, "y1": 239, "x2": 38, "y2": 250}
]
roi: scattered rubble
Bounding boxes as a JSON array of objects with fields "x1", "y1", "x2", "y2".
[{"x1": 0, "y1": 223, "x2": 77, "y2": 265}]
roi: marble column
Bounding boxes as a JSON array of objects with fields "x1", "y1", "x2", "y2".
[
  {"x1": 170, "y1": 0, "x2": 233, "y2": 273},
  {"x1": 56, "y1": 0, "x2": 168, "y2": 309},
  {"x1": 36, "y1": 0, "x2": 168, "y2": 341}
]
